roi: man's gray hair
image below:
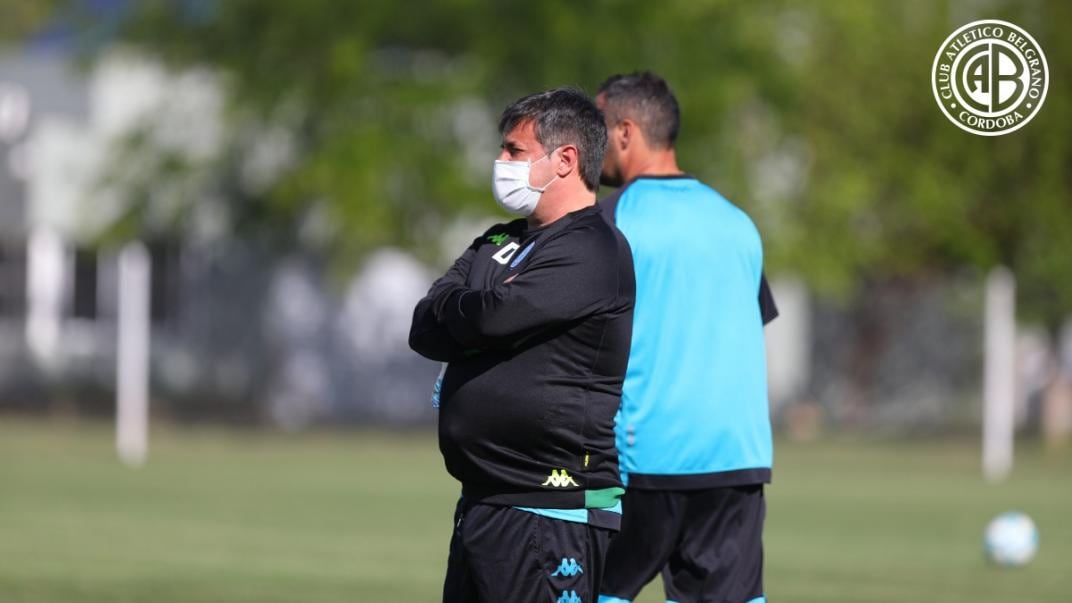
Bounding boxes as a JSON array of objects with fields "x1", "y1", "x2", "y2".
[
  {"x1": 498, "y1": 87, "x2": 608, "y2": 192},
  {"x1": 598, "y1": 72, "x2": 680, "y2": 149}
]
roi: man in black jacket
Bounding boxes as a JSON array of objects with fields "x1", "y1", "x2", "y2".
[{"x1": 409, "y1": 87, "x2": 635, "y2": 603}]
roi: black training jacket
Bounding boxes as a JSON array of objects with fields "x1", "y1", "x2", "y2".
[{"x1": 409, "y1": 204, "x2": 635, "y2": 510}]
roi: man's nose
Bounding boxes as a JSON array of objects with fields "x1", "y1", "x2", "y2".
[{"x1": 497, "y1": 149, "x2": 511, "y2": 161}]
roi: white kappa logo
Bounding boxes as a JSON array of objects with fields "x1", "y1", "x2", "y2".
[{"x1": 932, "y1": 19, "x2": 1048, "y2": 136}]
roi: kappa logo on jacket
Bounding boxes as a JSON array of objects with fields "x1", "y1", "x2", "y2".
[{"x1": 541, "y1": 469, "x2": 579, "y2": 488}]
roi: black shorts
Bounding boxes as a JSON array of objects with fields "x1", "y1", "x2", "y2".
[
  {"x1": 599, "y1": 485, "x2": 766, "y2": 603},
  {"x1": 444, "y1": 498, "x2": 614, "y2": 603}
]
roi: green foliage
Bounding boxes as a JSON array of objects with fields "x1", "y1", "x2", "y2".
[
  {"x1": 100, "y1": 0, "x2": 791, "y2": 265},
  {"x1": 0, "y1": 0, "x2": 60, "y2": 47},
  {"x1": 777, "y1": 0, "x2": 1072, "y2": 325},
  {"x1": 98, "y1": 0, "x2": 1071, "y2": 321}
]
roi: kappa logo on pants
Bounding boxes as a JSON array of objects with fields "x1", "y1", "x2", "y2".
[
  {"x1": 556, "y1": 590, "x2": 582, "y2": 603},
  {"x1": 551, "y1": 557, "x2": 583, "y2": 577}
]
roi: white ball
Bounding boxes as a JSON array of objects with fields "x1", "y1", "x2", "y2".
[{"x1": 984, "y1": 512, "x2": 1039, "y2": 566}]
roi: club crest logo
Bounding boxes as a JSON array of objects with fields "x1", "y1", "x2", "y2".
[{"x1": 932, "y1": 20, "x2": 1048, "y2": 136}]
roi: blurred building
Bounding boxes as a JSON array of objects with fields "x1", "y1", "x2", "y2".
[{"x1": 0, "y1": 46, "x2": 440, "y2": 426}]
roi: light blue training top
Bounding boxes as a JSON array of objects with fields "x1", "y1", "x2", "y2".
[{"x1": 600, "y1": 176, "x2": 774, "y2": 488}]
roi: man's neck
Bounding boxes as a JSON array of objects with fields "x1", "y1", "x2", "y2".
[{"x1": 622, "y1": 148, "x2": 684, "y2": 183}]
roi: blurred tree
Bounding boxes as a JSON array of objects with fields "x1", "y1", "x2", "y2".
[
  {"x1": 94, "y1": 0, "x2": 790, "y2": 265},
  {"x1": 101, "y1": 1, "x2": 1070, "y2": 302},
  {"x1": 94, "y1": 0, "x2": 1070, "y2": 412},
  {"x1": 778, "y1": 0, "x2": 1072, "y2": 325},
  {"x1": 770, "y1": 0, "x2": 1072, "y2": 416},
  {"x1": 0, "y1": 1, "x2": 60, "y2": 46}
]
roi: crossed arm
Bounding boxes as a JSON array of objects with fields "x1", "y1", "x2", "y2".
[{"x1": 408, "y1": 233, "x2": 617, "y2": 361}]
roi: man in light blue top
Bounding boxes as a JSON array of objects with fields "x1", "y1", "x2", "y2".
[{"x1": 595, "y1": 72, "x2": 778, "y2": 603}]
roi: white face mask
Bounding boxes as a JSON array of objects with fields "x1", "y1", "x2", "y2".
[{"x1": 491, "y1": 151, "x2": 558, "y2": 217}]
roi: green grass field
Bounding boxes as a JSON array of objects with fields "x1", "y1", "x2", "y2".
[{"x1": 1, "y1": 419, "x2": 1070, "y2": 602}]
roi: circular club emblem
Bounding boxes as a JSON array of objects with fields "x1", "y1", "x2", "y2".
[{"x1": 932, "y1": 20, "x2": 1048, "y2": 136}]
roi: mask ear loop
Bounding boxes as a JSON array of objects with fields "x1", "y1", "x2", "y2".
[{"x1": 528, "y1": 147, "x2": 560, "y2": 192}]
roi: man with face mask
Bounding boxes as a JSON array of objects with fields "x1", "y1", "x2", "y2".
[
  {"x1": 409, "y1": 87, "x2": 635, "y2": 603},
  {"x1": 594, "y1": 72, "x2": 778, "y2": 603}
]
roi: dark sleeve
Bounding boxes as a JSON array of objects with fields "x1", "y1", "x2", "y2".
[
  {"x1": 759, "y1": 272, "x2": 779, "y2": 325},
  {"x1": 408, "y1": 240, "x2": 479, "y2": 362},
  {"x1": 438, "y1": 229, "x2": 620, "y2": 347}
]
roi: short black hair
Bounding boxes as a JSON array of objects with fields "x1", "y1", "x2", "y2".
[
  {"x1": 597, "y1": 72, "x2": 680, "y2": 149},
  {"x1": 498, "y1": 87, "x2": 607, "y2": 192}
]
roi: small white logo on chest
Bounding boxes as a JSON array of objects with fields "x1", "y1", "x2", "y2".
[{"x1": 492, "y1": 242, "x2": 520, "y2": 265}]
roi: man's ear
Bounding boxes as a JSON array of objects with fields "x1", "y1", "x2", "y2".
[
  {"x1": 616, "y1": 119, "x2": 634, "y2": 151},
  {"x1": 556, "y1": 145, "x2": 580, "y2": 178}
]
